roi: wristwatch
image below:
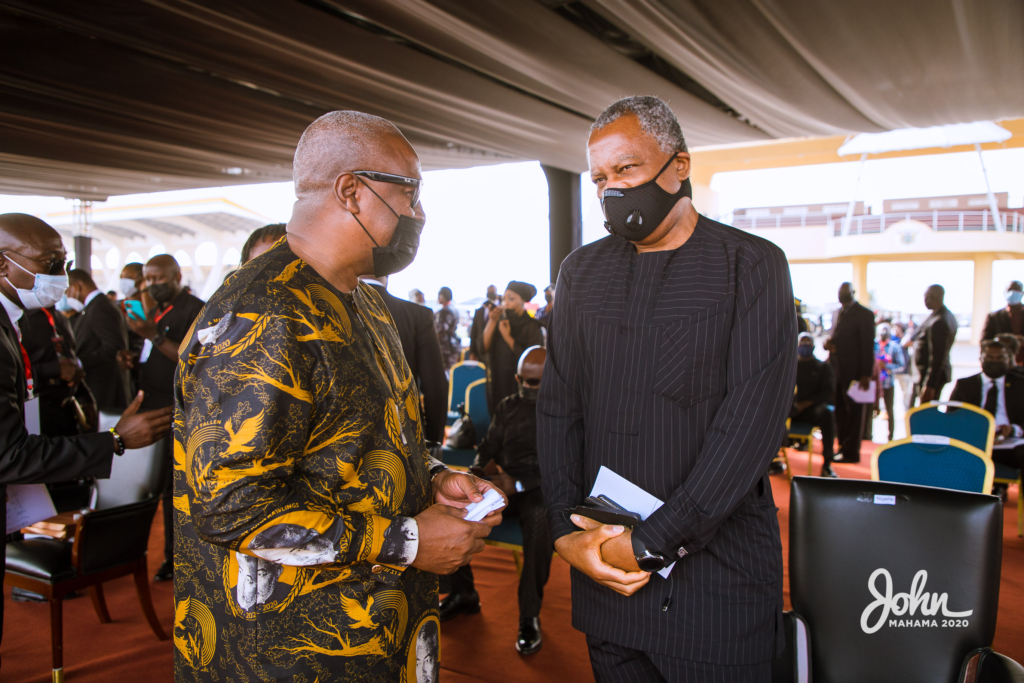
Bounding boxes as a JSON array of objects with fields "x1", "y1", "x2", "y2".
[{"x1": 631, "y1": 534, "x2": 668, "y2": 572}]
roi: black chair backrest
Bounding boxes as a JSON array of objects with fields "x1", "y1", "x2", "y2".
[
  {"x1": 78, "y1": 496, "x2": 160, "y2": 575},
  {"x1": 789, "y1": 477, "x2": 1003, "y2": 683}
]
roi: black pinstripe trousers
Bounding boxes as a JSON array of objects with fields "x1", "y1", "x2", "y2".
[{"x1": 587, "y1": 636, "x2": 771, "y2": 683}]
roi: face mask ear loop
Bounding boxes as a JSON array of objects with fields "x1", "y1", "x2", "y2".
[{"x1": 351, "y1": 176, "x2": 403, "y2": 248}]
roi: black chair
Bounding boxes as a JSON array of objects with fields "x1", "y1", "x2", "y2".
[
  {"x1": 775, "y1": 477, "x2": 1023, "y2": 683},
  {"x1": 5, "y1": 496, "x2": 168, "y2": 682}
]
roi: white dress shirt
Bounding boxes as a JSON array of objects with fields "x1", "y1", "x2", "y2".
[
  {"x1": 981, "y1": 373, "x2": 1024, "y2": 436},
  {"x1": 84, "y1": 289, "x2": 102, "y2": 307},
  {"x1": 0, "y1": 291, "x2": 23, "y2": 340}
]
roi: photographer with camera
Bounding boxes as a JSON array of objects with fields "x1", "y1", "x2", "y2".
[{"x1": 482, "y1": 281, "x2": 543, "y2": 412}]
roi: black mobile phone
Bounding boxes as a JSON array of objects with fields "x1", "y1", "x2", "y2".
[{"x1": 563, "y1": 502, "x2": 642, "y2": 528}]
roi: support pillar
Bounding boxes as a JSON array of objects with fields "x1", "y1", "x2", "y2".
[
  {"x1": 972, "y1": 253, "x2": 995, "y2": 344},
  {"x1": 72, "y1": 200, "x2": 93, "y2": 275},
  {"x1": 541, "y1": 165, "x2": 582, "y2": 285},
  {"x1": 850, "y1": 256, "x2": 870, "y2": 306}
]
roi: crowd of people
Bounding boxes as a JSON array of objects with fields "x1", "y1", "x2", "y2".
[
  {"x1": 785, "y1": 279, "x2": 1024, "y2": 486},
  {"x1": 0, "y1": 95, "x2": 1019, "y2": 683}
]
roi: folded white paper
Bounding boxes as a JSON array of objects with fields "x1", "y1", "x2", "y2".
[
  {"x1": 846, "y1": 380, "x2": 877, "y2": 404},
  {"x1": 6, "y1": 484, "x2": 56, "y2": 535},
  {"x1": 994, "y1": 436, "x2": 1024, "y2": 450},
  {"x1": 464, "y1": 488, "x2": 505, "y2": 522},
  {"x1": 589, "y1": 466, "x2": 676, "y2": 579}
]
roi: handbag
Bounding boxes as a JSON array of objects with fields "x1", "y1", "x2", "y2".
[{"x1": 446, "y1": 403, "x2": 476, "y2": 449}]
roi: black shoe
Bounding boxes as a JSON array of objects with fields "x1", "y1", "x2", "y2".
[
  {"x1": 154, "y1": 560, "x2": 174, "y2": 582},
  {"x1": 439, "y1": 591, "x2": 480, "y2": 622},
  {"x1": 820, "y1": 464, "x2": 838, "y2": 478},
  {"x1": 994, "y1": 483, "x2": 1009, "y2": 504},
  {"x1": 516, "y1": 617, "x2": 542, "y2": 655},
  {"x1": 11, "y1": 587, "x2": 46, "y2": 603},
  {"x1": 767, "y1": 461, "x2": 787, "y2": 476}
]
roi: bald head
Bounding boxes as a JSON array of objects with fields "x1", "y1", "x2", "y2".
[
  {"x1": 517, "y1": 346, "x2": 546, "y2": 382},
  {"x1": 924, "y1": 284, "x2": 945, "y2": 310},
  {"x1": 144, "y1": 254, "x2": 182, "y2": 304},
  {"x1": 293, "y1": 111, "x2": 413, "y2": 196},
  {"x1": 0, "y1": 212, "x2": 59, "y2": 245}
]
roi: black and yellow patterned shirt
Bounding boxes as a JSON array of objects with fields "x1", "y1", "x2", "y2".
[{"x1": 173, "y1": 238, "x2": 440, "y2": 682}]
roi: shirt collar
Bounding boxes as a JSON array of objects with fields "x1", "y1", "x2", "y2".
[
  {"x1": 84, "y1": 289, "x2": 101, "y2": 307},
  {"x1": 360, "y1": 278, "x2": 384, "y2": 288},
  {"x1": 0, "y1": 290, "x2": 23, "y2": 336},
  {"x1": 982, "y1": 373, "x2": 1005, "y2": 389}
]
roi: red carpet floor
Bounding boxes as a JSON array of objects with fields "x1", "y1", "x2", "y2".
[{"x1": 3, "y1": 440, "x2": 1022, "y2": 681}]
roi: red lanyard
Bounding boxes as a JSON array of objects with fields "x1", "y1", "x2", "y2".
[
  {"x1": 40, "y1": 307, "x2": 60, "y2": 337},
  {"x1": 19, "y1": 341, "x2": 33, "y2": 394},
  {"x1": 154, "y1": 305, "x2": 174, "y2": 325}
]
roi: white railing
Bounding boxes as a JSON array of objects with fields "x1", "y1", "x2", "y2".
[{"x1": 730, "y1": 210, "x2": 1024, "y2": 235}]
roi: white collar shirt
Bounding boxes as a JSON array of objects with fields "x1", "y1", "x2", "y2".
[
  {"x1": 0, "y1": 291, "x2": 23, "y2": 340},
  {"x1": 981, "y1": 373, "x2": 1023, "y2": 437},
  {"x1": 84, "y1": 289, "x2": 101, "y2": 307}
]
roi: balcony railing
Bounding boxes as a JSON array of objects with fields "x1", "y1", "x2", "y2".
[{"x1": 730, "y1": 210, "x2": 1024, "y2": 235}]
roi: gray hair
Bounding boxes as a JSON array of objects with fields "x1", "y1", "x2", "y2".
[{"x1": 590, "y1": 96, "x2": 687, "y2": 155}]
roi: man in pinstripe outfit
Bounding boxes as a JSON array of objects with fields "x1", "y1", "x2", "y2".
[{"x1": 538, "y1": 96, "x2": 797, "y2": 682}]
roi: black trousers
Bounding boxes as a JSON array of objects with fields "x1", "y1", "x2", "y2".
[
  {"x1": 834, "y1": 384, "x2": 866, "y2": 463},
  {"x1": 791, "y1": 403, "x2": 834, "y2": 463},
  {"x1": 881, "y1": 386, "x2": 895, "y2": 441},
  {"x1": 586, "y1": 636, "x2": 771, "y2": 683},
  {"x1": 444, "y1": 486, "x2": 552, "y2": 619},
  {"x1": 993, "y1": 444, "x2": 1024, "y2": 470}
]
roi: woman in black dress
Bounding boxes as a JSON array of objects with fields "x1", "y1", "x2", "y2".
[{"x1": 482, "y1": 281, "x2": 543, "y2": 411}]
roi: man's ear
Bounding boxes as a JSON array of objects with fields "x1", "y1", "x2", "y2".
[
  {"x1": 674, "y1": 152, "x2": 692, "y2": 183},
  {"x1": 0, "y1": 253, "x2": 7, "y2": 278},
  {"x1": 334, "y1": 173, "x2": 362, "y2": 214}
]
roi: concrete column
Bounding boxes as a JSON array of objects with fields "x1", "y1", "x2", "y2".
[
  {"x1": 541, "y1": 165, "x2": 582, "y2": 285},
  {"x1": 972, "y1": 253, "x2": 995, "y2": 343},
  {"x1": 850, "y1": 256, "x2": 870, "y2": 306}
]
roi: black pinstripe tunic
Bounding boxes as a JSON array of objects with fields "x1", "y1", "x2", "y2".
[{"x1": 538, "y1": 216, "x2": 797, "y2": 666}]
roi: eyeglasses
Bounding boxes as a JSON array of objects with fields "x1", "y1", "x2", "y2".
[
  {"x1": 2, "y1": 250, "x2": 69, "y2": 276},
  {"x1": 521, "y1": 378, "x2": 541, "y2": 388},
  {"x1": 352, "y1": 170, "x2": 422, "y2": 206}
]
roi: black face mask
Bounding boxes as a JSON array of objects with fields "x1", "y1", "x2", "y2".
[
  {"x1": 148, "y1": 282, "x2": 177, "y2": 303},
  {"x1": 601, "y1": 154, "x2": 691, "y2": 242},
  {"x1": 353, "y1": 180, "x2": 425, "y2": 278},
  {"x1": 519, "y1": 384, "x2": 539, "y2": 402},
  {"x1": 983, "y1": 361, "x2": 1009, "y2": 379}
]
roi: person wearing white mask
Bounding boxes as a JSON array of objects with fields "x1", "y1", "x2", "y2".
[
  {"x1": 982, "y1": 280, "x2": 1024, "y2": 366},
  {"x1": 0, "y1": 213, "x2": 172, "y2": 663},
  {"x1": 67, "y1": 268, "x2": 133, "y2": 414}
]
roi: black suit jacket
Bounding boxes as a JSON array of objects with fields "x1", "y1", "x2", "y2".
[
  {"x1": 950, "y1": 372, "x2": 1024, "y2": 427},
  {"x1": 367, "y1": 284, "x2": 448, "y2": 443},
  {"x1": 913, "y1": 306, "x2": 958, "y2": 389},
  {"x1": 0, "y1": 302, "x2": 115, "y2": 644},
  {"x1": 828, "y1": 301, "x2": 875, "y2": 383},
  {"x1": 75, "y1": 293, "x2": 132, "y2": 412},
  {"x1": 539, "y1": 217, "x2": 797, "y2": 663},
  {"x1": 981, "y1": 307, "x2": 1020, "y2": 340}
]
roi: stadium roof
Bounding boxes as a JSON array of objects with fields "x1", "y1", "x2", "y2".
[{"x1": 2, "y1": 0, "x2": 1021, "y2": 199}]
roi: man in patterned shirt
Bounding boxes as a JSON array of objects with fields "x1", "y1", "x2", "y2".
[
  {"x1": 173, "y1": 110, "x2": 504, "y2": 682},
  {"x1": 434, "y1": 286, "x2": 461, "y2": 370}
]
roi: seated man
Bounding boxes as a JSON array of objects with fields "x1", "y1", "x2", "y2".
[
  {"x1": 950, "y1": 339, "x2": 1024, "y2": 473},
  {"x1": 995, "y1": 332, "x2": 1022, "y2": 368},
  {"x1": 793, "y1": 332, "x2": 837, "y2": 477},
  {"x1": 440, "y1": 346, "x2": 552, "y2": 656}
]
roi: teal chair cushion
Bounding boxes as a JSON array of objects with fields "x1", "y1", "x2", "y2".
[
  {"x1": 449, "y1": 363, "x2": 486, "y2": 413},
  {"x1": 789, "y1": 422, "x2": 815, "y2": 437},
  {"x1": 440, "y1": 446, "x2": 476, "y2": 469},
  {"x1": 909, "y1": 406, "x2": 990, "y2": 453},
  {"x1": 487, "y1": 516, "x2": 523, "y2": 547},
  {"x1": 877, "y1": 442, "x2": 989, "y2": 493},
  {"x1": 993, "y1": 460, "x2": 1021, "y2": 481}
]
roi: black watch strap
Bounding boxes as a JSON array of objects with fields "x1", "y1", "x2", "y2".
[{"x1": 631, "y1": 534, "x2": 668, "y2": 572}]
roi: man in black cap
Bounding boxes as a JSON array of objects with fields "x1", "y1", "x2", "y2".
[{"x1": 482, "y1": 281, "x2": 543, "y2": 411}]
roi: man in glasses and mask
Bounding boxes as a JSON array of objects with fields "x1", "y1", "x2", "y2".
[
  {"x1": 124, "y1": 254, "x2": 204, "y2": 583},
  {"x1": 538, "y1": 96, "x2": 796, "y2": 681},
  {"x1": 0, "y1": 213, "x2": 172, "y2": 660},
  {"x1": 445, "y1": 347, "x2": 552, "y2": 655},
  {"x1": 982, "y1": 280, "x2": 1024, "y2": 365},
  {"x1": 173, "y1": 111, "x2": 504, "y2": 682}
]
